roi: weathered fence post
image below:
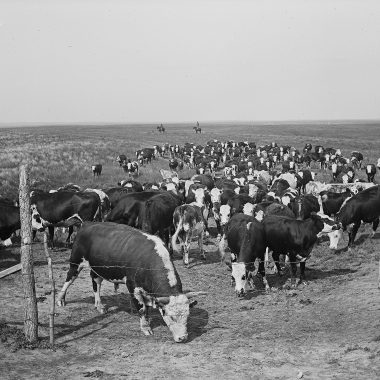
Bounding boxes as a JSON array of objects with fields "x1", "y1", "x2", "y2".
[
  {"x1": 19, "y1": 164, "x2": 38, "y2": 342},
  {"x1": 43, "y1": 231, "x2": 55, "y2": 345}
]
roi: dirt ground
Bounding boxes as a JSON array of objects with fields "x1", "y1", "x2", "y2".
[{"x1": 1, "y1": 223, "x2": 380, "y2": 380}]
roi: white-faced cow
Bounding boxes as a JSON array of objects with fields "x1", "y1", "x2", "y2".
[
  {"x1": 92, "y1": 164, "x2": 102, "y2": 177},
  {"x1": 56, "y1": 222, "x2": 204, "y2": 343}
]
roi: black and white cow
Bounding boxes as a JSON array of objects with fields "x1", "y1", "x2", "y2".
[
  {"x1": 0, "y1": 202, "x2": 20, "y2": 247},
  {"x1": 56, "y1": 222, "x2": 204, "y2": 343},
  {"x1": 172, "y1": 204, "x2": 206, "y2": 265},
  {"x1": 122, "y1": 161, "x2": 139, "y2": 177},
  {"x1": 365, "y1": 164, "x2": 377, "y2": 183},
  {"x1": 336, "y1": 185, "x2": 380, "y2": 247},
  {"x1": 31, "y1": 191, "x2": 101, "y2": 246},
  {"x1": 92, "y1": 164, "x2": 102, "y2": 177},
  {"x1": 262, "y1": 213, "x2": 331, "y2": 285},
  {"x1": 116, "y1": 154, "x2": 127, "y2": 166}
]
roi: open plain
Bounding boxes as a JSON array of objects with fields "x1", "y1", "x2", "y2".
[{"x1": 1, "y1": 122, "x2": 380, "y2": 379}]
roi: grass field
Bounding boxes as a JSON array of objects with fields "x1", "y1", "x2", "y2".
[{"x1": 1, "y1": 122, "x2": 380, "y2": 379}]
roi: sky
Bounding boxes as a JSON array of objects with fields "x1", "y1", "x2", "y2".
[{"x1": 1, "y1": 0, "x2": 379, "y2": 124}]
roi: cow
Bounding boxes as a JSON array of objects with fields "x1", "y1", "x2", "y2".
[
  {"x1": 297, "y1": 170, "x2": 315, "y2": 193},
  {"x1": 319, "y1": 189, "x2": 352, "y2": 217},
  {"x1": 0, "y1": 202, "x2": 20, "y2": 247},
  {"x1": 289, "y1": 194, "x2": 320, "y2": 220},
  {"x1": 122, "y1": 161, "x2": 139, "y2": 177},
  {"x1": 336, "y1": 185, "x2": 380, "y2": 247},
  {"x1": 222, "y1": 216, "x2": 269, "y2": 296},
  {"x1": 366, "y1": 164, "x2": 376, "y2": 183},
  {"x1": 172, "y1": 204, "x2": 206, "y2": 265},
  {"x1": 262, "y1": 213, "x2": 331, "y2": 285},
  {"x1": 104, "y1": 187, "x2": 140, "y2": 208},
  {"x1": 116, "y1": 155, "x2": 127, "y2": 166},
  {"x1": 30, "y1": 191, "x2": 102, "y2": 247},
  {"x1": 169, "y1": 159, "x2": 179, "y2": 171},
  {"x1": 92, "y1": 164, "x2": 102, "y2": 177},
  {"x1": 56, "y1": 222, "x2": 204, "y2": 343},
  {"x1": 84, "y1": 189, "x2": 111, "y2": 221}
]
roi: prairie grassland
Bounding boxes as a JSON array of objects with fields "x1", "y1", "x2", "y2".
[{"x1": 0, "y1": 121, "x2": 379, "y2": 199}]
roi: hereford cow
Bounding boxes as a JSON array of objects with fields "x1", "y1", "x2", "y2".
[
  {"x1": 56, "y1": 222, "x2": 204, "y2": 343},
  {"x1": 92, "y1": 164, "x2": 102, "y2": 177}
]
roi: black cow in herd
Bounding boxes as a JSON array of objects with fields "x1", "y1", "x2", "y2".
[
  {"x1": 336, "y1": 185, "x2": 380, "y2": 247},
  {"x1": 0, "y1": 202, "x2": 20, "y2": 246},
  {"x1": 92, "y1": 164, "x2": 102, "y2": 177},
  {"x1": 56, "y1": 222, "x2": 203, "y2": 343},
  {"x1": 31, "y1": 190, "x2": 102, "y2": 247}
]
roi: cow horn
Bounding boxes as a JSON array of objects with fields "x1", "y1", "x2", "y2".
[{"x1": 184, "y1": 291, "x2": 207, "y2": 299}]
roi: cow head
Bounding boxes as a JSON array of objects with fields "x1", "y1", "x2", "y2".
[
  {"x1": 191, "y1": 187, "x2": 205, "y2": 205},
  {"x1": 30, "y1": 204, "x2": 45, "y2": 231},
  {"x1": 210, "y1": 187, "x2": 222, "y2": 204},
  {"x1": 155, "y1": 292, "x2": 204, "y2": 343},
  {"x1": 231, "y1": 262, "x2": 255, "y2": 297},
  {"x1": 219, "y1": 204, "x2": 231, "y2": 226}
]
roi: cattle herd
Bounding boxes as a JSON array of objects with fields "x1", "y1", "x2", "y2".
[{"x1": 1, "y1": 138, "x2": 380, "y2": 343}]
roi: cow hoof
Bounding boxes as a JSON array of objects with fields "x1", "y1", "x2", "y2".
[
  {"x1": 96, "y1": 305, "x2": 107, "y2": 314},
  {"x1": 141, "y1": 327, "x2": 153, "y2": 336}
]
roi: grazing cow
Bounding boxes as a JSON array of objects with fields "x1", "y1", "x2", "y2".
[
  {"x1": 225, "y1": 217, "x2": 269, "y2": 296},
  {"x1": 366, "y1": 164, "x2": 376, "y2": 183},
  {"x1": 92, "y1": 164, "x2": 102, "y2": 177},
  {"x1": 262, "y1": 213, "x2": 330, "y2": 285},
  {"x1": 319, "y1": 189, "x2": 352, "y2": 217},
  {"x1": 0, "y1": 203, "x2": 20, "y2": 246},
  {"x1": 31, "y1": 191, "x2": 102, "y2": 246},
  {"x1": 172, "y1": 204, "x2": 206, "y2": 265},
  {"x1": 56, "y1": 222, "x2": 203, "y2": 342},
  {"x1": 336, "y1": 185, "x2": 380, "y2": 247}
]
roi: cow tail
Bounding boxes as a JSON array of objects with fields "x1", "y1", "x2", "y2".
[{"x1": 171, "y1": 213, "x2": 183, "y2": 253}]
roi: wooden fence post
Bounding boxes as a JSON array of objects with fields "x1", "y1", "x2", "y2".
[
  {"x1": 19, "y1": 164, "x2": 38, "y2": 342},
  {"x1": 43, "y1": 232, "x2": 55, "y2": 345}
]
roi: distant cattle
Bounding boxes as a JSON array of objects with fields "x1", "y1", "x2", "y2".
[
  {"x1": 56, "y1": 222, "x2": 203, "y2": 343},
  {"x1": 366, "y1": 164, "x2": 376, "y2": 183}
]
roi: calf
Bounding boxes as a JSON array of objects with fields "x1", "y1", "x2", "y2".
[
  {"x1": 56, "y1": 222, "x2": 203, "y2": 343},
  {"x1": 366, "y1": 164, "x2": 376, "y2": 183},
  {"x1": 92, "y1": 164, "x2": 102, "y2": 177},
  {"x1": 172, "y1": 204, "x2": 206, "y2": 265}
]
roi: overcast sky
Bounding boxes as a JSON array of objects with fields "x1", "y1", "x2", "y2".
[{"x1": 1, "y1": 0, "x2": 379, "y2": 124}]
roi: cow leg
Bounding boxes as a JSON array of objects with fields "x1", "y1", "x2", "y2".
[
  {"x1": 48, "y1": 226, "x2": 55, "y2": 248},
  {"x1": 348, "y1": 221, "x2": 361, "y2": 248},
  {"x1": 257, "y1": 260, "x2": 270, "y2": 291},
  {"x1": 183, "y1": 232, "x2": 191, "y2": 266},
  {"x1": 66, "y1": 226, "x2": 74, "y2": 246},
  {"x1": 57, "y1": 261, "x2": 86, "y2": 306},
  {"x1": 128, "y1": 286, "x2": 153, "y2": 336},
  {"x1": 289, "y1": 258, "x2": 298, "y2": 287},
  {"x1": 369, "y1": 218, "x2": 379, "y2": 238},
  {"x1": 298, "y1": 261, "x2": 306, "y2": 285},
  {"x1": 264, "y1": 247, "x2": 271, "y2": 270},
  {"x1": 91, "y1": 271, "x2": 106, "y2": 314},
  {"x1": 272, "y1": 251, "x2": 283, "y2": 276},
  {"x1": 198, "y1": 231, "x2": 206, "y2": 260}
]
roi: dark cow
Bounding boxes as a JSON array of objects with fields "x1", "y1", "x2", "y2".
[
  {"x1": 118, "y1": 179, "x2": 144, "y2": 192},
  {"x1": 289, "y1": 194, "x2": 320, "y2": 220},
  {"x1": 172, "y1": 204, "x2": 206, "y2": 265},
  {"x1": 105, "y1": 187, "x2": 141, "y2": 208},
  {"x1": 56, "y1": 222, "x2": 203, "y2": 342},
  {"x1": 142, "y1": 191, "x2": 184, "y2": 248},
  {"x1": 365, "y1": 164, "x2": 377, "y2": 183},
  {"x1": 137, "y1": 148, "x2": 155, "y2": 165},
  {"x1": 0, "y1": 202, "x2": 20, "y2": 246},
  {"x1": 221, "y1": 216, "x2": 269, "y2": 296},
  {"x1": 336, "y1": 185, "x2": 380, "y2": 247},
  {"x1": 106, "y1": 191, "x2": 161, "y2": 225},
  {"x1": 169, "y1": 159, "x2": 179, "y2": 171},
  {"x1": 31, "y1": 191, "x2": 101, "y2": 246},
  {"x1": 116, "y1": 154, "x2": 127, "y2": 166},
  {"x1": 297, "y1": 169, "x2": 314, "y2": 193},
  {"x1": 262, "y1": 213, "x2": 327, "y2": 285},
  {"x1": 92, "y1": 164, "x2": 102, "y2": 177},
  {"x1": 319, "y1": 189, "x2": 352, "y2": 217}
]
